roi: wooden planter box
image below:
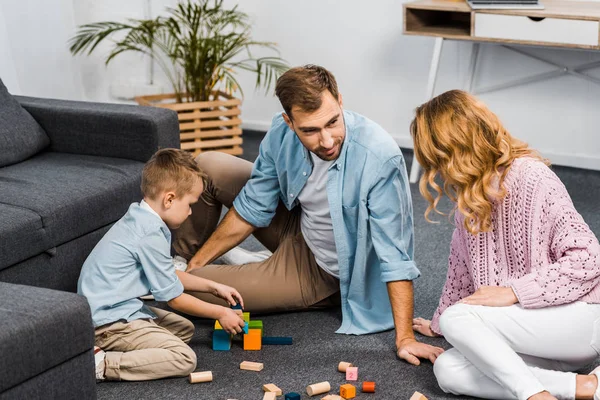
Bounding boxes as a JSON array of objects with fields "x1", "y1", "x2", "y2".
[{"x1": 135, "y1": 91, "x2": 243, "y2": 156}]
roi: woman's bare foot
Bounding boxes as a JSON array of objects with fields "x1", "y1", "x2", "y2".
[
  {"x1": 528, "y1": 391, "x2": 557, "y2": 400},
  {"x1": 576, "y1": 373, "x2": 598, "y2": 400}
]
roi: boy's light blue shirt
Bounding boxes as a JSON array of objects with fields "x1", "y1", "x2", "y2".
[
  {"x1": 77, "y1": 201, "x2": 184, "y2": 327},
  {"x1": 233, "y1": 110, "x2": 420, "y2": 335}
]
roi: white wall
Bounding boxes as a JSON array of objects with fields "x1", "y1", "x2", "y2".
[
  {"x1": 0, "y1": 0, "x2": 84, "y2": 100},
  {"x1": 3, "y1": 0, "x2": 600, "y2": 170}
]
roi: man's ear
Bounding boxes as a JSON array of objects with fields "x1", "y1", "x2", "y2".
[
  {"x1": 338, "y1": 93, "x2": 344, "y2": 108},
  {"x1": 164, "y1": 192, "x2": 176, "y2": 209},
  {"x1": 282, "y1": 112, "x2": 293, "y2": 131}
]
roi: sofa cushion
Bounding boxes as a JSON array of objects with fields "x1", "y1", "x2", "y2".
[
  {"x1": 0, "y1": 79, "x2": 50, "y2": 167},
  {"x1": 0, "y1": 152, "x2": 144, "y2": 271},
  {"x1": 0, "y1": 282, "x2": 94, "y2": 393},
  {"x1": 0, "y1": 204, "x2": 50, "y2": 270}
]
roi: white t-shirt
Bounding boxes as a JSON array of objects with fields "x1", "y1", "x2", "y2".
[{"x1": 297, "y1": 152, "x2": 339, "y2": 277}]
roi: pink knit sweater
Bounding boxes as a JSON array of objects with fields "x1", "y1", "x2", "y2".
[{"x1": 430, "y1": 157, "x2": 600, "y2": 335}]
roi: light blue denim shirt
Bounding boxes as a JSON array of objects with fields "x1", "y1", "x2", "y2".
[
  {"x1": 77, "y1": 202, "x2": 184, "y2": 327},
  {"x1": 233, "y1": 110, "x2": 419, "y2": 335}
]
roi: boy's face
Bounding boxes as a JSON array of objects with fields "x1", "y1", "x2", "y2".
[{"x1": 162, "y1": 178, "x2": 204, "y2": 229}]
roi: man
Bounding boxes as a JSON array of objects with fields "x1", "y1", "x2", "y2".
[{"x1": 173, "y1": 65, "x2": 443, "y2": 364}]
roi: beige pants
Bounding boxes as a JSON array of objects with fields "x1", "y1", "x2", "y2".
[
  {"x1": 95, "y1": 307, "x2": 197, "y2": 381},
  {"x1": 172, "y1": 152, "x2": 340, "y2": 313}
]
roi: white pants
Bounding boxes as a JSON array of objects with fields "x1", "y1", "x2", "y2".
[{"x1": 434, "y1": 302, "x2": 600, "y2": 400}]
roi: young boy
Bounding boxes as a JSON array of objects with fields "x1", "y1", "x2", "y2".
[{"x1": 77, "y1": 148, "x2": 246, "y2": 381}]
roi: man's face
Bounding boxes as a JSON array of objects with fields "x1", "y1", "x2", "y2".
[{"x1": 283, "y1": 91, "x2": 345, "y2": 161}]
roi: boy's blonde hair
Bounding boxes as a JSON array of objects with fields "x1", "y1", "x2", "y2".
[
  {"x1": 410, "y1": 90, "x2": 547, "y2": 235},
  {"x1": 141, "y1": 148, "x2": 206, "y2": 200}
]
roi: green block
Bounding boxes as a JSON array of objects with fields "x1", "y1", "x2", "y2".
[{"x1": 248, "y1": 320, "x2": 263, "y2": 336}]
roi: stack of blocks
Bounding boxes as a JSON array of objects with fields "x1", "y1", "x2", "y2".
[{"x1": 213, "y1": 303, "x2": 292, "y2": 351}]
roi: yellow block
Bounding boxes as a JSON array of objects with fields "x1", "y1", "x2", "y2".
[
  {"x1": 214, "y1": 320, "x2": 223, "y2": 330},
  {"x1": 243, "y1": 312, "x2": 250, "y2": 323}
]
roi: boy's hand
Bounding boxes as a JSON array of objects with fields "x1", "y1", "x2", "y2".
[
  {"x1": 211, "y1": 282, "x2": 244, "y2": 309},
  {"x1": 218, "y1": 307, "x2": 246, "y2": 334}
]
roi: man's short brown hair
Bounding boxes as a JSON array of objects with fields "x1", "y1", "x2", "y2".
[
  {"x1": 141, "y1": 148, "x2": 206, "y2": 200},
  {"x1": 275, "y1": 64, "x2": 339, "y2": 120}
]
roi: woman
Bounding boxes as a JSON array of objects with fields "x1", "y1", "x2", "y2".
[{"x1": 410, "y1": 90, "x2": 600, "y2": 400}]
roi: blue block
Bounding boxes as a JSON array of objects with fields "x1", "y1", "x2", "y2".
[
  {"x1": 284, "y1": 393, "x2": 301, "y2": 400},
  {"x1": 243, "y1": 321, "x2": 248, "y2": 334},
  {"x1": 262, "y1": 336, "x2": 292, "y2": 345},
  {"x1": 231, "y1": 303, "x2": 243, "y2": 310},
  {"x1": 213, "y1": 330, "x2": 231, "y2": 351}
]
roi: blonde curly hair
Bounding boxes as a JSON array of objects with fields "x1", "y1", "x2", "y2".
[{"x1": 410, "y1": 90, "x2": 547, "y2": 235}]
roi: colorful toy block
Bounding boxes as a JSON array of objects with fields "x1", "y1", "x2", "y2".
[
  {"x1": 243, "y1": 321, "x2": 249, "y2": 334},
  {"x1": 212, "y1": 329, "x2": 232, "y2": 351},
  {"x1": 306, "y1": 381, "x2": 330, "y2": 396},
  {"x1": 362, "y1": 381, "x2": 375, "y2": 393},
  {"x1": 249, "y1": 320, "x2": 263, "y2": 335},
  {"x1": 243, "y1": 328, "x2": 262, "y2": 350},
  {"x1": 242, "y1": 312, "x2": 250, "y2": 323},
  {"x1": 345, "y1": 366, "x2": 358, "y2": 381},
  {"x1": 284, "y1": 393, "x2": 301, "y2": 400},
  {"x1": 214, "y1": 320, "x2": 223, "y2": 330},
  {"x1": 231, "y1": 302, "x2": 243, "y2": 310},
  {"x1": 240, "y1": 361, "x2": 263, "y2": 371},
  {"x1": 340, "y1": 384, "x2": 356, "y2": 399},
  {"x1": 262, "y1": 336, "x2": 292, "y2": 345},
  {"x1": 263, "y1": 383, "x2": 282, "y2": 396}
]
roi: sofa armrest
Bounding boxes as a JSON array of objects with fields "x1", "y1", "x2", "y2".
[{"x1": 15, "y1": 96, "x2": 180, "y2": 163}]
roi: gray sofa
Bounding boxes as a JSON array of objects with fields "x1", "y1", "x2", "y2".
[{"x1": 0, "y1": 78, "x2": 180, "y2": 398}]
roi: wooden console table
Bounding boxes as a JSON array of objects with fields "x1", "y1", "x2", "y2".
[{"x1": 403, "y1": 0, "x2": 600, "y2": 182}]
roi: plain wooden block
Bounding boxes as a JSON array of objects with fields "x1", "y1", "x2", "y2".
[
  {"x1": 239, "y1": 361, "x2": 264, "y2": 371},
  {"x1": 337, "y1": 361, "x2": 353, "y2": 372},
  {"x1": 321, "y1": 395, "x2": 343, "y2": 400},
  {"x1": 188, "y1": 371, "x2": 212, "y2": 383},
  {"x1": 362, "y1": 381, "x2": 376, "y2": 393},
  {"x1": 263, "y1": 393, "x2": 277, "y2": 400},
  {"x1": 345, "y1": 366, "x2": 358, "y2": 381},
  {"x1": 263, "y1": 383, "x2": 283, "y2": 396},
  {"x1": 243, "y1": 329, "x2": 262, "y2": 350},
  {"x1": 306, "y1": 381, "x2": 331, "y2": 396},
  {"x1": 410, "y1": 392, "x2": 429, "y2": 400},
  {"x1": 340, "y1": 384, "x2": 356, "y2": 399}
]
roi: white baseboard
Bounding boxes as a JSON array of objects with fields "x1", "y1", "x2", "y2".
[
  {"x1": 392, "y1": 134, "x2": 600, "y2": 171},
  {"x1": 242, "y1": 119, "x2": 272, "y2": 132}
]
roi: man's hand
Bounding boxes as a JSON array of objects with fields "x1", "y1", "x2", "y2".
[
  {"x1": 217, "y1": 307, "x2": 246, "y2": 335},
  {"x1": 412, "y1": 317, "x2": 440, "y2": 338},
  {"x1": 459, "y1": 286, "x2": 518, "y2": 307},
  {"x1": 186, "y1": 255, "x2": 206, "y2": 272},
  {"x1": 210, "y1": 282, "x2": 244, "y2": 309},
  {"x1": 396, "y1": 338, "x2": 444, "y2": 365}
]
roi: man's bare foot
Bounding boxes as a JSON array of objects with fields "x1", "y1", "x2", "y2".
[{"x1": 528, "y1": 391, "x2": 557, "y2": 400}]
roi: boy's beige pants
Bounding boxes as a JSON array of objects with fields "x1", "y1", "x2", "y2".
[
  {"x1": 172, "y1": 151, "x2": 341, "y2": 312},
  {"x1": 95, "y1": 307, "x2": 196, "y2": 381}
]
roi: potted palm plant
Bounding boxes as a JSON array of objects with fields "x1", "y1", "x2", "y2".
[{"x1": 70, "y1": 0, "x2": 288, "y2": 156}]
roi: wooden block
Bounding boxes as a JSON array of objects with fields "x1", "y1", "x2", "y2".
[
  {"x1": 239, "y1": 361, "x2": 263, "y2": 371},
  {"x1": 262, "y1": 336, "x2": 292, "y2": 345},
  {"x1": 340, "y1": 384, "x2": 356, "y2": 399},
  {"x1": 231, "y1": 302, "x2": 243, "y2": 310},
  {"x1": 243, "y1": 329, "x2": 262, "y2": 350},
  {"x1": 214, "y1": 320, "x2": 223, "y2": 330},
  {"x1": 410, "y1": 392, "x2": 428, "y2": 400},
  {"x1": 212, "y1": 330, "x2": 231, "y2": 351},
  {"x1": 243, "y1": 311, "x2": 250, "y2": 323},
  {"x1": 263, "y1": 383, "x2": 283, "y2": 396},
  {"x1": 362, "y1": 381, "x2": 375, "y2": 393},
  {"x1": 345, "y1": 366, "x2": 358, "y2": 381},
  {"x1": 306, "y1": 381, "x2": 331, "y2": 396},
  {"x1": 284, "y1": 393, "x2": 301, "y2": 400},
  {"x1": 188, "y1": 371, "x2": 212, "y2": 383},
  {"x1": 249, "y1": 320, "x2": 263, "y2": 336},
  {"x1": 242, "y1": 321, "x2": 249, "y2": 334},
  {"x1": 263, "y1": 393, "x2": 277, "y2": 400},
  {"x1": 321, "y1": 396, "x2": 343, "y2": 400},
  {"x1": 337, "y1": 361, "x2": 353, "y2": 372}
]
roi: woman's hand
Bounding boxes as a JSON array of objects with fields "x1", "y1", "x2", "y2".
[
  {"x1": 459, "y1": 286, "x2": 518, "y2": 307},
  {"x1": 412, "y1": 317, "x2": 440, "y2": 337}
]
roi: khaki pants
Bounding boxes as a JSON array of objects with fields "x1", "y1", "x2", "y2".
[
  {"x1": 95, "y1": 307, "x2": 196, "y2": 381},
  {"x1": 172, "y1": 151, "x2": 340, "y2": 313}
]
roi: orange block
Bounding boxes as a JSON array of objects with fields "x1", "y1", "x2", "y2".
[
  {"x1": 362, "y1": 381, "x2": 375, "y2": 393},
  {"x1": 340, "y1": 384, "x2": 356, "y2": 399},
  {"x1": 243, "y1": 328, "x2": 262, "y2": 350}
]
